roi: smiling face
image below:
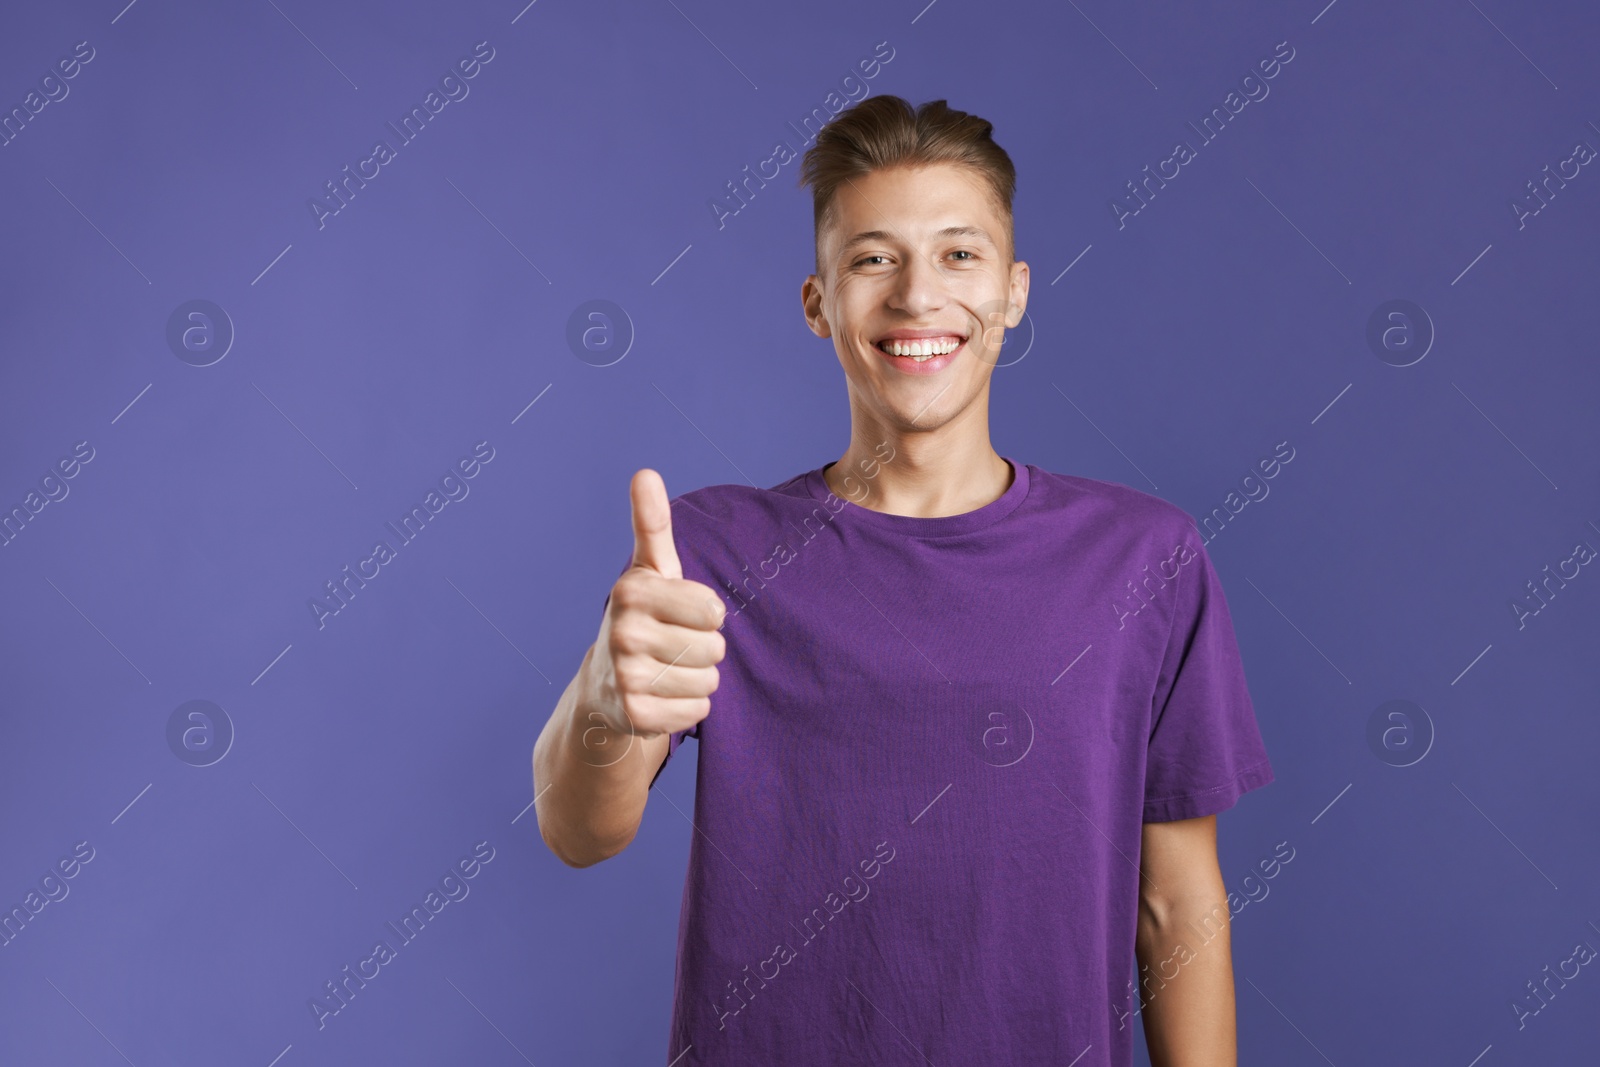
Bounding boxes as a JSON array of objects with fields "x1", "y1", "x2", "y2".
[{"x1": 802, "y1": 163, "x2": 1028, "y2": 434}]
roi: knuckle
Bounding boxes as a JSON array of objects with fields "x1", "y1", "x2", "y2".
[
  {"x1": 616, "y1": 660, "x2": 655, "y2": 694},
  {"x1": 609, "y1": 619, "x2": 645, "y2": 655},
  {"x1": 611, "y1": 573, "x2": 649, "y2": 610},
  {"x1": 620, "y1": 690, "x2": 658, "y2": 723}
]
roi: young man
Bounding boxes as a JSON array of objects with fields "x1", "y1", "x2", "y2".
[{"x1": 533, "y1": 95, "x2": 1275, "y2": 1066}]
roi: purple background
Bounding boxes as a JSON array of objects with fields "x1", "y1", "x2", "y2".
[{"x1": 2, "y1": 0, "x2": 1597, "y2": 1064}]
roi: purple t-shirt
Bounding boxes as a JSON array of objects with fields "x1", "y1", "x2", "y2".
[{"x1": 611, "y1": 457, "x2": 1274, "y2": 1066}]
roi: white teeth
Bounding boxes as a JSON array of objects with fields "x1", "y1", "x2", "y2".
[{"x1": 879, "y1": 337, "x2": 962, "y2": 357}]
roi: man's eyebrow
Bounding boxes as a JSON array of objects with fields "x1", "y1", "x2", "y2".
[{"x1": 839, "y1": 225, "x2": 995, "y2": 253}]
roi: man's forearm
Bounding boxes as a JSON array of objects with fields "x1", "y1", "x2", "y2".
[
  {"x1": 532, "y1": 643, "x2": 668, "y2": 867},
  {"x1": 1135, "y1": 892, "x2": 1238, "y2": 1067}
]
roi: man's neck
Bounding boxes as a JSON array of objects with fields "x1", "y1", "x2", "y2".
[{"x1": 823, "y1": 429, "x2": 1013, "y2": 519}]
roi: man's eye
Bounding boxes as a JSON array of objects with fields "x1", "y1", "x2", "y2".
[{"x1": 854, "y1": 251, "x2": 974, "y2": 266}]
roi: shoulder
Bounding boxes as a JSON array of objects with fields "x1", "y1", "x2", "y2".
[
  {"x1": 1024, "y1": 464, "x2": 1198, "y2": 544},
  {"x1": 661, "y1": 471, "x2": 819, "y2": 572},
  {"x1": 666, "y1": 470, "x2": 811, "y2": 529}
]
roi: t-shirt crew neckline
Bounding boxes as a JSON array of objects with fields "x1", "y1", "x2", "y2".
[{"x1": 804, "y1": 455, "x2": 1031, "y2": 537}]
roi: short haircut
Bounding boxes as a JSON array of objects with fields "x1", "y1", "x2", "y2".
[{"x1": 798, "y1": 95, "x2": 1017, "y2": 275}]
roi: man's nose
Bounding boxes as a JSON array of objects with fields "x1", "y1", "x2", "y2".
[{"x1": 888, "y1": 250, "x2": 945, "y2": 315}]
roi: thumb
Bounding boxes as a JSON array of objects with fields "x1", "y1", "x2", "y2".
[{"x1": 629, "y1": 468, "x2": 683, "y2": 580}]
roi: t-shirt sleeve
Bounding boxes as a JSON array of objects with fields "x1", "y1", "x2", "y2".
[
  {"x1": 1142, "y1": 523, "x2": 1275, "y2": 822},
  {"x1": 600, "y1": 547, "x2": 698, "y2": 791}
]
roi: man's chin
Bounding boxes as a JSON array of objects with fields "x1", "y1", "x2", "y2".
[{"x1": 884, "y1": 385, "x2": 965, "y2": 429}]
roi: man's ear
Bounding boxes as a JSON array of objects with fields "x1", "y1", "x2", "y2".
[
  {"x1": 802, "y1": 275, "x2": 832, "y2": 339},
  {"x1": 1006, "y1": 258, "x2": 1030, "y2": 327}
]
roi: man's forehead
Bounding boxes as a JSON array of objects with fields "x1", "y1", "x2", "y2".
[{"x1": 836, "y1": 224, "x2": 997, "y2": 253}]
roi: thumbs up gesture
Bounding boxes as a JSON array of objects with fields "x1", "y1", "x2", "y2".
[{"x1": 590, "y1": 469, "x2": 726, "y2": 739}]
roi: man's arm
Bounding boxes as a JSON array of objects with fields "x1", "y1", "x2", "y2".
[
  {"x1": 1136, "y1": 814, "x2": 1238, "y2": 1067},
  {"x1": 532, "y1": 642, "x2": 670, "y2": 867},
  {"x1": 531, "y1": 469, "x2": 723, "y2": 869}
]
